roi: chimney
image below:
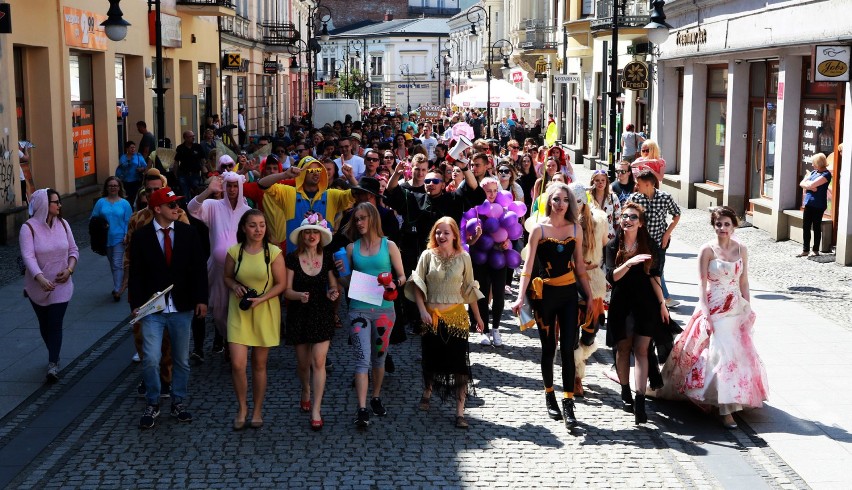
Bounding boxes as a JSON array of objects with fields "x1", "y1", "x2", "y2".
[{"x1": 384, "y1": 10, "x2": 393, "y2": 21}]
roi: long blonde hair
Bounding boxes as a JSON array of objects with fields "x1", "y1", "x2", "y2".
[{"x1": 570, "y1": 184, "x2": 594, "y2": 257}]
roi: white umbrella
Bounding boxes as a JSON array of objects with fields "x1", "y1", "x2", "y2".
[{"x1": 451, "y1": 79, "x2": 542, "y2": 109}]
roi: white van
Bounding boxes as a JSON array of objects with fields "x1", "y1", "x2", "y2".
[{"x1": 313, "y1": 99, "x2": 362, "y2": 129}]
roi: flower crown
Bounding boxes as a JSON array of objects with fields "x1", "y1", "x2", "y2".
[{"x1": 305, "y1": 213, "x2": 329, "y2": 229}]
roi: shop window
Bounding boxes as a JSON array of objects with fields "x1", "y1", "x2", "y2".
[
  {"x1": 14, "y1": 47, "x2": 26, "y2": 141},
  {"x1": 675, "y1": 67, "x2": 683, "y2": 173},
  {"x1": 747, "y1": 60, "x2": 779, "y2": 203},
  {"x1": 70, "y1": 53, "x2": 97, "y2": 189},
  {"x1": 704, "y1": 65, "x2": 728, "y2": 184}
]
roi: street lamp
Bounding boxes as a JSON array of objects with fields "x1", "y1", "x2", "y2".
[
  {"x1": 486, "y1": 39, "x2": 513, "y2": 136},
  {"x1": 645, "y1": 0, "x2": 673, "y2": 46},
  {"x1": 467, "y1": 5, "x2": 492, "y2": 136},
  {"x1": 102, "y1": 0, "x2": 166, "y2": 146},
  {"x1": 302, "y1": 0, "x2": 333, "y2": 120},
  {"x1": 445, "y1": 38, "x2": 461, "y2": 98},
  {"x1": 400, "y1": 64, "x2": 413, "y2": 114},
  {"x1": 287, "y1": 39, "x2": 309, "y2": 115}
]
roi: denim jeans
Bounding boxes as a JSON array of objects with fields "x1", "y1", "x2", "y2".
[
  {"x1": 179, "y1": 173, "x2": 202, "y2": 200},
  {"x1": 30, "y1": 300, "x2": 68, "y2": 364},
  {"x1": 106, "y1": 243, "x2": 125, "y2": 294},
  {"x1": 142, "y1": 311, "x2": 192, "y2": 405},
  {"x1": 656, "y1": 243, "x2": 670, "y2": 299}
]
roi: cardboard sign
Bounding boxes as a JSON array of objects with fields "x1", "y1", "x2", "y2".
[
  {"x1": 420, "y1": 105, "x2": 442, "y2": 119},
  {"x1": 348, "y1": 271, "x2": 385, "y2": 306}
]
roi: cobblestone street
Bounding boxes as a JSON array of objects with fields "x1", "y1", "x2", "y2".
[{"x1": 4, "y1": 302, "x2": 806, "y2": 488}]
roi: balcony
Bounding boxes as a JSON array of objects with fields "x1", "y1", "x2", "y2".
[
  {"x1": 261, "y1": 22, "x2": 299, "y2": 47},
  {"x1": 590, "y1": 0, "x2": 650, "y2": 31},
  {"x1": 408, "y1": 6, "x2": 461, "y2": 17},
  {"x1": 175, "y1": 0, "x2": 235, "y2": 17},
  {"x1": 520, "y1": 19, "x2": 557, "y2": 52}
]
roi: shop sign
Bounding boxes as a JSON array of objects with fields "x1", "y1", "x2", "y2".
[
  {"x1": 813, "y1": 45, "x2": 850, "y2": 82},
  {"x1": 398, "y1": 83, "x2": 428, "y2": 89},
  {"x1": 0, "y1": 4, "x2": 11, "y2": 34},
  {"x1": 621, "y1": 61, "x2": 649, "y2": 91},
  {"x1": 554, "y1": 74, "x2": 581, "y2": 84},
  {"x1": 223, "y1": 52, "x2": 242, "y2": 71},
  {"x1": 676, "y1": 28, "x2": 707, "y2": 47},
  {"x1": 263, "y1": 60, "x2": 278, "y2": 74},
  {"x1": 63, "y1": 7, "x2": 108, "y2": 51},
  {"x1": 511, "y1": 71, "x2": 524, "y2": 83},
  {"x1": 149, "y1": 12, "x2": 182, "y2": 48},
  {"x1": 420, "y1": 105, "x2": 441, "y2": 119}
]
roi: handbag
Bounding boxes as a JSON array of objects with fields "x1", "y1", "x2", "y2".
[
  {"x1": 517, "y1": 301, "x2": 536, "y2": 331},
  {"x1": 89, "y1": 216, "x2": 109, "y2": 256}
]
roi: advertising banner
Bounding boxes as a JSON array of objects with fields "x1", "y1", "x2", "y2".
[{"x1": 63, "y1": 7, "x2": 108, "y2": 51}]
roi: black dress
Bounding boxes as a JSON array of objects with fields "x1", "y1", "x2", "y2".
[
  {"x1": 285, "y1": 250, "x2": 338, "y2": 345},
  {"x1": 604, "y1": 236, "x2": 663, "y2": 347}
]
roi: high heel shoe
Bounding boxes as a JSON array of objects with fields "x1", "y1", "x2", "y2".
[
  {"x1": 621, "y1": 384, "x2": 634, "y2": 413},
  {"x1": 634, "y1": 394, "x2": 647, "y2": 424},
  {"x1": 310, "y1": 418, "x2": 323, "y2": 431},
  {"x1": 299, "y1": 400, "x2": 311, "y2": 412},
  {"x1": 545, "y1": 391, "x2": 562, "y2": 421},
  {"x1": 561, "y1": 398, "x2": 578, "y2": 429}
]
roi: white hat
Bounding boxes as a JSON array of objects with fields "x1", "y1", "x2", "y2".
[{"x1": 289, "y1": 215, "x2": 333, "y2": 246}]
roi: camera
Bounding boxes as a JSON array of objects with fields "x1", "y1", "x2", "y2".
[{"x1": 239, "y1": 288, "x2": 258, "y2": 310}]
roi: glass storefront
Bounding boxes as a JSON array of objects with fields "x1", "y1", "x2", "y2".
[
  {"x1": 70, "y1": 52, "x2": 97, "y2": 189},
  {"x1": 704, "y1": 65, "x2": 728, "y2": 184}
]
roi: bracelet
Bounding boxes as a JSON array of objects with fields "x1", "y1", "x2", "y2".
[
  {"x1": 458, "y1": 166, "x2": 469, "y2": 172},
  {"x1": 519, "y1": 272, "x2": 531, "y2": 277},
  {"x1": 67, "y1": 268, "x2": 74, "y2": 275}
]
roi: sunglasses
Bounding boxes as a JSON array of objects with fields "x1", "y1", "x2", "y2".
[
  {"x1": 305, "y1": 168, "x2": 323, "y2": 174},
  {"x1": 383, "y1": 155, "x2": 395, "y2": 159},
  {"x1": 509, "y1": 146, "x2": 519, "y2": 149},
  {"x1": 296, "y1": 148, "x2": 307, "y2": 152},
  {"x1": 621, "y1": 213, "x2": 640, "y2": 221},
  {"x1": 593, "y1": 170, "x2": 607, "y2": 175},
  {"x1": 164, "y1": 202, "x2": 179, "y2": 209},
  {"x1": 365, "y1": 157, "x2": 380, "y2": 162},
  {"x1": 497, "y1": 169, "x2": 512, "y2": 175},
  {"x1": 424, "y1": 178, "x2": 442, "y2": 185},
  {"x1": 641, "y1": 148, "x2": 650, "y2": 153},
  {"x1": 615, "y1": 169, "x2": 630, "y2": 174}
]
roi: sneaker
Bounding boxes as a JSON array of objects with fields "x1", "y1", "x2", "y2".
[
  {"x1": 46, "y1": 363, "x2": 59, "y2": 383},
  {"x1": 136, "y1": 380, "x2": 146, "y2": 397},
  {"x1": 478, "y1": 333, "x2": 492, "y2": 346},
  {"x1": 190, "y1": 350, "x2": 205, "y2": 363},
  {"x1": 139, "y1": 404, "x2": 160, "y2": 429},
  {"x1": 355, "y1": 408, "x2": 370, "y2": 428},
  {"x1": 665, "y1": 298, "x2": 680, "y2": 308},
  {"x1": 370, "y1": 397, "x2": 388, "y2": 416},
  {"x1": 170, "y1": 402, "x2": 192, "y2": 422},
  {"x1": 160, "y1": 382, "x2": 171, "y2": 399},
  {"x1": 384, "y1": 354, "x2": 395, "y2": 374},
  {"x1": 212, "y1": 340, "x2": 224, "y2": 354},
  {"x1": 131, "y1": 353, "x2": 141, "y2": 363},
  {"x1": 491, "y1": 328, "x2": 503, "y2": 347}
]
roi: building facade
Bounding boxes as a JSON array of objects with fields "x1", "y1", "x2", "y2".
[
  {"x1": 0, "y1": 0, "x2": 226, "y2": 241},
  {"x1": 652, "y1": 0, "x2": 851, "y2": 265}
]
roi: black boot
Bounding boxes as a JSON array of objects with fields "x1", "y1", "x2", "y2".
[
  {"x1": 634, "y1": 394, "x2": 647, "y2": 424},
  {"x1": 561, "y1": 398, "x2": 577, "y2": 429},
  {"x1": 621, "y1": 384, "x2": 634, "y2": 413},
  {"x1": 545, "y1": 391, "x2": 562, "y2": 421}
]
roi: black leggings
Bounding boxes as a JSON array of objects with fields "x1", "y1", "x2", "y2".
[
  {"x1": 533, "y1": 285, "x2": 578, "y2": 390},
  {"x1": 802, "y1": 205, "x2": 826, "y2": 253},
  {"x1": 473, "y1": 263, "x2": 507, "y2": 333},
  {"x1": 30, "y1": 300, "x2": 68, "y2": 364}
]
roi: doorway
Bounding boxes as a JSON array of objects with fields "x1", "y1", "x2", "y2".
[{"x1": 180, "y1": 95, "x2": 197, "y2": 139}]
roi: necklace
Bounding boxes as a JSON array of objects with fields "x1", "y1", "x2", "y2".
[{"x1": 624, "y1": 240, "x2": 638, "y2": 253}]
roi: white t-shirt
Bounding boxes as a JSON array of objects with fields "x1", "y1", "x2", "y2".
[
  {"x1": 334, "y1": 155, "x2": 365, "y2": 180},
  {"x1": 420, "y1": 135, "x2": 438, "y2": 161}
]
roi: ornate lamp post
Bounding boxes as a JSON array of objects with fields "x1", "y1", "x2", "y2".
[
  {"x1": 400, "y1": 64, "x2": 414, "y2": 114},
  {"x1": 302, "y1": 0, "x2": 332, "y2": 119},
  {"x1": 467, "y1": 5, "x2": 492, "y2": 136}
]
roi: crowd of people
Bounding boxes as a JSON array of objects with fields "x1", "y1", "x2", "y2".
[{"x1": 18, "y1": 106, "x2": 770, "y2": 434}]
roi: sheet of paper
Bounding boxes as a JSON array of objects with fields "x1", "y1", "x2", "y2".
[{"x1": 348, "y1": 270, "x2": 385, "y2": 306}]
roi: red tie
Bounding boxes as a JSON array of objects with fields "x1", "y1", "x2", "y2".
[{"x1": 161, "y1": 228, "x2": 172, "y2": 266}]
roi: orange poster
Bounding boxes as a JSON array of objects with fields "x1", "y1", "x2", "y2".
[
  {"x1": 63, "y1": 7, "x2": 109, "y2": 51},
  {"x1": 73, "y1": 125, "x2": 96, "y2": 179}
]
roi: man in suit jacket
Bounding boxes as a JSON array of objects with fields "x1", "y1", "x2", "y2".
[{"x1": 129, "y1": 187, "x2": 208, "y2": 429}]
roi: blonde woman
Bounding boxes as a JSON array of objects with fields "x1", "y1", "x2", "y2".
[{"x1": 631, "y1": 139, "x2": 665, "y2": 184}]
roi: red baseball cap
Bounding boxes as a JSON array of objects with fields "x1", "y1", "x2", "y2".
[{"x1": 148, "y1": 187, "x2": 183, "y2": 209}]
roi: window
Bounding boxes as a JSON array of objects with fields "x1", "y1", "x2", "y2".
[
  {"x1": 704, "y1": 65, "x2": 728, "y2": 184},
  {"x1": 70, "y1": 53, "x2": 97, "y2": 189},
  {"x1": 371, "y1": 56, "x2": 383, "y2": 76},
  {"x1": 14, "y1": 47, "x2": 26, "y2": 141}
]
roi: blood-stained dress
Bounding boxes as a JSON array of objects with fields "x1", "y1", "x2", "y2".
[{"x1": 659, "y1": 254, "x2": 768, "y2": 415}]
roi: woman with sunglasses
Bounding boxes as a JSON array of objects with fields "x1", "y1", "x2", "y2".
[
  {"x1": 510, "y1": 183, "x2": 593, "y2": 428},
  {"x1": 611, "y1": 160, "x2": 636, "y2": 205},
  {"x1": 20, "y1": 189, "x2": 79, "y2": 382},
  {"x1": 659, "y1": 206, "x2": 766, "y2": 429},
  {"x1": 605, "y1": 202, "x2": 668, "y2": 424},
  {"x1": 631, "y1": 139, "x2": 665, "y2": 184},
  {"x1": 589, "y1": 170, "x2": 621, "y2": 242},
  {"x1": 91, "y1": 177, "x2": 132, "y2": 302},
  {"x1": 381, "y1": 150, "x2": 397, "y2": 172}
]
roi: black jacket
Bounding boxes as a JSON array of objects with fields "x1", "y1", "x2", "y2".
[{"x1": 128, "y1": 220, "x2": 208, "y2": 311}]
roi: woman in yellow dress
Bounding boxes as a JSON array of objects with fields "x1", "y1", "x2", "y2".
[{"x1": 223, "y1": 209, "x2": 286, "y2": 430}]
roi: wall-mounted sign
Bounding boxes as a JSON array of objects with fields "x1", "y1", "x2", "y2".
[
  {"x1": 676, "y1": 28, "x2": 707, "y2": 47},
  {"x1": 263, "y1": 60, "x2": 278, "y2": 74},
  {"x1": 812, "y1": 45, "x2": 850, "y2": 82},
  {"x1": 63, "y1": 7, "x2": 108, "y2": 51},
  {"x1": 149, "y1": 11, "x2": 182, "y2": 48},
  {"x1": 621, "y1": 61, "x2": 649, "y2": 91},
  {"x1": 223, "y1": 52, "x2": 242, "y2": 71},
  {"x1": 420, "y1": 105, "x2": 441, "y2": 119},
  {"x1": 0, "y1": 4, "x2": 11, "y2": 34},
  {"x1": 511, "y1": 71, "x2": 524, "y2": 83},
  {"x1": 554, "y1": 74, "x2": 581, "y2": 84}
]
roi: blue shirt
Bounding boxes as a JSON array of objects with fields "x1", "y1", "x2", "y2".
[
  {"x1": 803, "y1": 170, "x2": 832, "y2": 209},
  {"x1": 91, "y1": 197, "x2": 132, "y2": 246},
  {"x1": 116, "y1": 153, "x2": 147, "y2": 183}
]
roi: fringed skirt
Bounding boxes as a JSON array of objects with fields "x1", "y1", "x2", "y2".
[{"x1": 421, "y1": 304, "x2": 475, "y2": 401}]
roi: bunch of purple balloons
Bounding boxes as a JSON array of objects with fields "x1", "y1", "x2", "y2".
[{"x1": 461, "y1": 190, "x2": 528, "y2": 270}]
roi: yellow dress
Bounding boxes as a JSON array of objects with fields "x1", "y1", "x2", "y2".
[{"x1": 226, "y1": 243, "x2": 282, "y2": 347}]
